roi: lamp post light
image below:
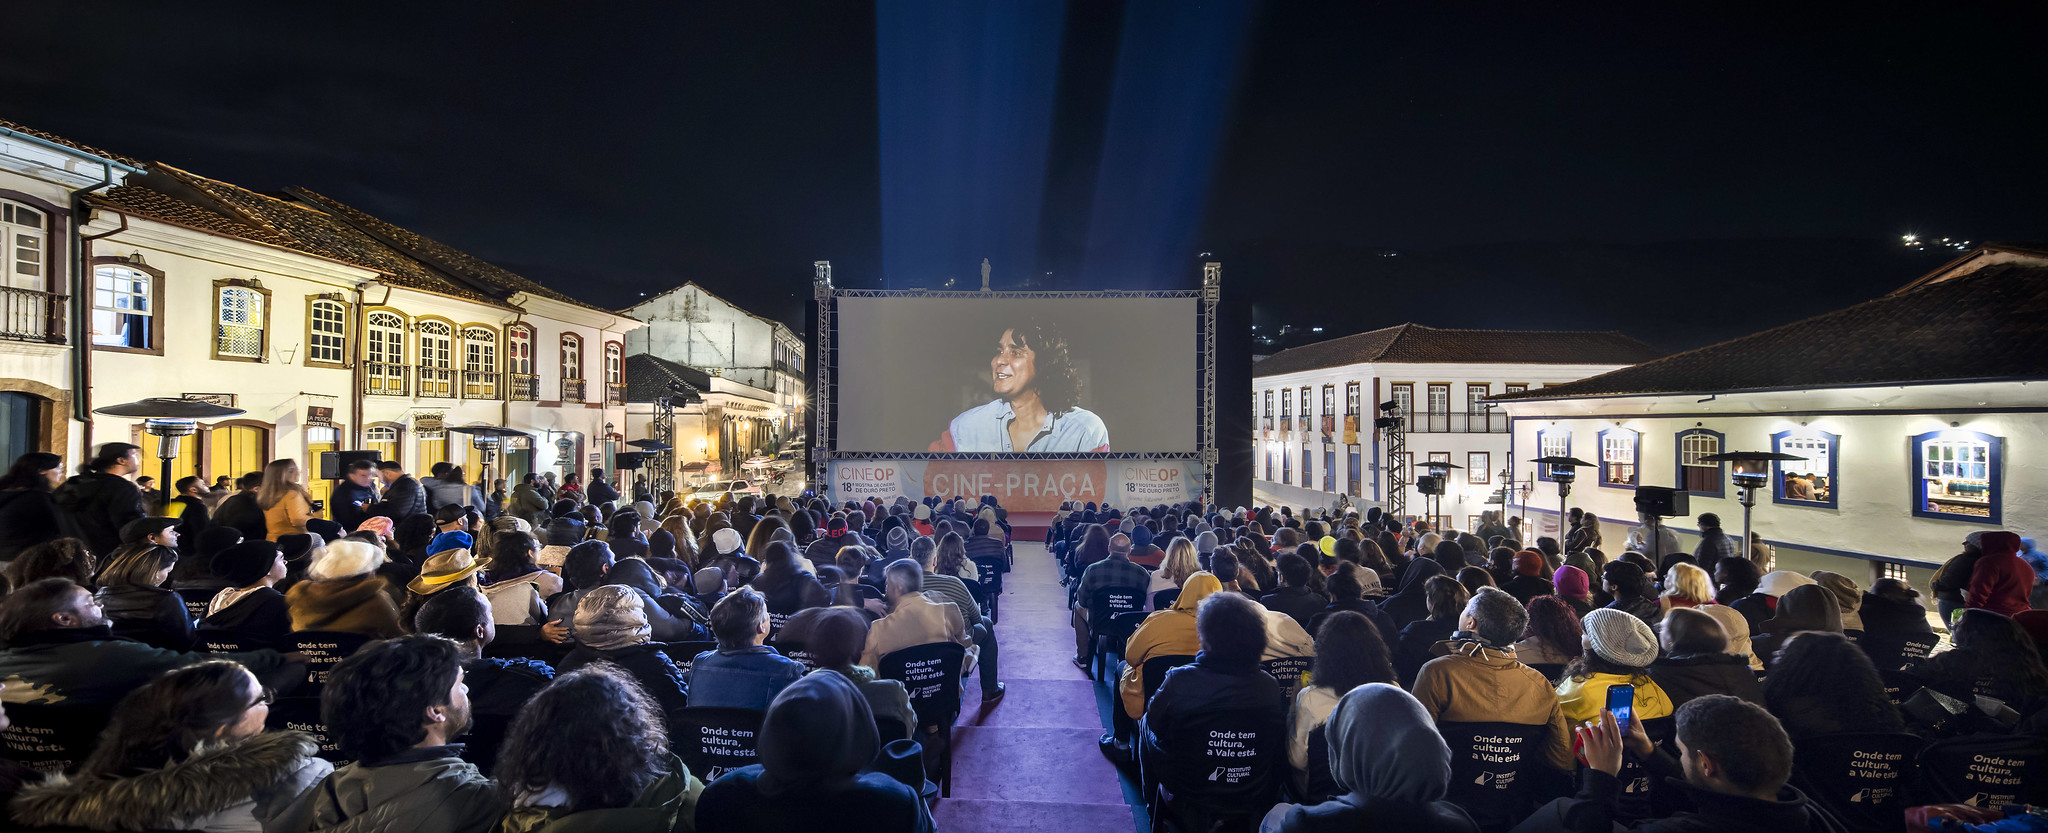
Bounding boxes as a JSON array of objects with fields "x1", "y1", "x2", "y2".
[
  {"x1": 1530, "y1": 455, "x2": 1595, "y2": 541},
  {"x1": 93, "y1": 398, "x2": 247, "y2": 512},
  {"x1": 1700, "y1": 451, "x2": 1806, "y2": 555}
]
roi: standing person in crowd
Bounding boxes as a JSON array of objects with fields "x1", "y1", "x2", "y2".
[
  {"x1": 1931, "y1": 531, "x2": 1988, "y2": 624},
  {"x1": 1266, "y1": 684, "x2": 1478, "y2": 833},
  {"x1": 689, "y1": 586, "x2": 806, "y2": 711},
  {"x1": 286, "y1": 540, "x2": 404, "y2": 638},
  {"x1": 54, "y1": 442, "x2": 146, "y2": 558},
  {"x1": 1650, "y1": 608, "x2": 1762, "y2": 707},
  {"x1": 585, "y1": 466, "x2": 619, "y2": 506},
  {"x1": 330, "y1": 460, "x2": 381, "y2": 532},
  {"x1": 11, "y1": 659, "x2": 332, "y2": 832},
  {"x1": 0, "y1": 578, "x2": 294, "y2": 708},
  {"x1": 1557, "y1": 608, "x2": 1674, "y2": 724},
  {"x1": 1513, "y1": 594, "x2": 1585, "y2": 671},
  {"x1": 1967, "y1": 530, "x2": 2034, "y2": 618},
  {"x1": 137, "y1": 475, "x2": 161, "y2": 511},
  {"x1": 164, "y1": 477, "x2": 211, "y2": 558},
  {"x1": 370, "y1": 460, "x2": 427, "y2": 521},
  {"x1": 275, "y1": 635, "x2": 499, "y2": 833},
  {"x1": 200, "y1": 540, "x2": 293, "y2": 645},
  {"x1": 1690, "y1": 513, "x2": 1740, "y2": 575},
  {"x1": 212, "y1": 472, "x2": 270, "y2": 543},
  {"x1": 509, "y1": 473, "x2": 550, "y2": 527},
  {"x1": 492, "y1": 664, "x2": 701, "y2": 832},
  {"x1": 695, "y1": 671, "x2": 934, "y2": 833},
  {"x1": 1537, "y1": 696, "x2": 1836, "y2": 832},
  {"x1": 94, "y1": 539, "x2": 194, "y2": 650},
  {"x1": 558, "y1": 585, "x2": 689, "y2": 717},
  {"x1": 258, "y1": 459, "x2": 318, "y2": 541},
  {"x1": 0, "y1": 451, "x2": 65, "y2": 562},
  {"x1": 1750, "y1": 584, "x2": 1841, "y2": 670},
  {"x1": 1760, "y1": 631, "x2": 1903, "y2": 740},
  {"x1": 426, "y1": 465, "x2": 475, "y2": 513},
  {"x1": 1412, "y1": 587, "x2": 1576, "y2": 771},
  {"x1": 1288, "y1": 611, "x2": 1395, "y2": 777}
]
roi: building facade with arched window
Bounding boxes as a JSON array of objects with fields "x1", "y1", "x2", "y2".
[{"x1": 1496, "y1": 244, "x2": 2048, "y2": 593}]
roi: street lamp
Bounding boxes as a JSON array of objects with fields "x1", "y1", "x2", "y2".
[
  {"x1": 1531, "y1": 455, "x2": 1595, "y2": 541},
  {"x1": 93, "y1": 398, "x2": 246, "y2": 511},
  {"x1": 1700, "y1": 451, "x2": 1806, "y2": 555}
]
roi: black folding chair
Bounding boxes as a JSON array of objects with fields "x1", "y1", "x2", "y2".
[
  {"x1": 1286, "y1": 722, "x2": 1337, "y2": 805},
  {"x1": 1916, "y1": 732, "x2": 2048, "y2": 808},
  {"x1": 879, "y1": 641, "x2": 967, "y2": 797},
  {"x1": 1087, "y1": 586, "x2": 1147, "y2": 680},
  {"x1": 670, "y1": 706, "x2": 766, "y2": 783},
  {"x1": 194, "y1": 631, "x2": 263, "y2": 653},
  {"x1": 1790, "y1": 732, "x2": 1921, "y2": 833},
  {"x1": 1152, "y1": 589, "x2": 1180, "y2": 611},
  {"x1": 265, "y1": 696, "x2": 348, "y2": 764},
  {"x1": 1859, "y1": 631, "x2": 1941, "y2": 673},
  {"x1": 1438, "y1": 720, "x2": 1559, "y2": 833},
  {"x1": 175, "y1": 586, "x2": 219, "y2": 621},
  {"x1": 286, "y1": 630, "x2": 376, "y2": 695},
  {"x1": 660, "y1": 640, "x2": 720, "y2": 679},
  {"x1": 775, "y1": 640, "x2": 821, "y2": 672},
  {"x1": 1140, "y1": 654, "x2": 1198, "y2": 709},
  {"x1": 1261, "y1": 656, "x2": 1313, "y2": 707},
  {"x1": 0, "y1": 702, "x2": 111, "y2": 774},
  {"x1": 1146, "y1": 704, "x2": 1286, "y2": 833},
  {"x1": 971, "y1": 555, "x2": 1005, "y2": 622}
]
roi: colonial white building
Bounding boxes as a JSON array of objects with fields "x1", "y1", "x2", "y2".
[
  {"x1": 621, "y1": 282, "x2": 803, "y2": 442},
  {"x1": 1252, "y1": 324, "x2": 1663, "y2": 527},
  {"x1": 1492, "y1": 243, "x2": 2048, "y2": 587},
  {"x1": 617, "y1": 353, "x2": 790, "y2": 491},
  {"x1": 0, "y1": 119, "x2": 643, "y2": 505}
]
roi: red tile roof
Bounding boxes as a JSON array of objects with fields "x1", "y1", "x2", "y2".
[
  {"x1": 1253, "y1": 324, "x2": 1664, "y2": 377},
  {"x1": 1493, "y1": 262, "x2": 2048, "y2": 401},
  {"x1": 0, "y1": 118, "x2": 146, "y2": 168}
]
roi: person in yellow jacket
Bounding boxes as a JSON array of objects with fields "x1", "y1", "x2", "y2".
[
  {"x1": 1556, "y1": 607, "x2": 1676, "y2": 724},
  {"x1": 1117, "y1": 571, "x2": 1222, "y2": 721}
]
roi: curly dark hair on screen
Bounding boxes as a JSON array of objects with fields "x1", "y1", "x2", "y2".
[
  {"x1": 1003, "y1": 317, "x2": 1083, "y2": 413},
  {"x1": 494, "y1": 664, "x2": 670, "y2": 814}
]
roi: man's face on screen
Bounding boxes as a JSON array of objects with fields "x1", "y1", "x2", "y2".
[{"x1": 992, "y1": 329, "x2": 1036, "y2": 400}]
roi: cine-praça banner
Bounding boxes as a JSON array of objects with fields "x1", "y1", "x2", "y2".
[{"x1": 829, "y1": 459, "x2": 1206, "y2": 512}]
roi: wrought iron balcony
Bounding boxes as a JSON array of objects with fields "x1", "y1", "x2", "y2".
[
  {"x1": 462, "y1": 371, "x2": 500, "y2": 400},
  {"x1": 509, "y1": 374, "x2": 539, "y2": 401},
  {"x1": 562, "y1": 378, "x2": 586, "y2": 403},
  {"x1": 416, "y1": 366, "x2": 455, "y2": 398},
  {"x1": 0, "y1": 288, "x2": 65, "y2": 344},
  {"x1": 365, "y1": 363, "x2": 409, "y2": 396}
]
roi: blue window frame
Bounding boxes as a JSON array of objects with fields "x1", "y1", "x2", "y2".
[
  {"x1": 1676, "y1": 428, "x2": 1725, "y2": 499},
  {"x1": 1911, "y1": 430, "x2": 2002, "y2": 525},
  {"x1": 1771, "y1": 429, "x2": 1839, "y2": 510},
  {"x1": 1535, "y1": 427, "x2": 1571, "y2": 482},
  {"x1": 1597, "y1": 427, "x2": 1639, "y2": 490}
]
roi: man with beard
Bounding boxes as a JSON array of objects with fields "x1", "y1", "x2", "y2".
[{"x1": 930, "y1": 319, "x2": 1109, "y2": 452}]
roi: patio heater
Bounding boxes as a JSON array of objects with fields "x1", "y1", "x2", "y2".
[
  {"x1": 1530, "y1": 455, "x2": 1595, "y2": 541},
  {"x1": 448, "y1": 426, "x2": 528, "y2": 481},
  {"x1": 93, "y1": 397, "x2": 246, "y2": 512},
  {"x1": 1700, "y1": 451, "x2": 1805, "y2": 555}
]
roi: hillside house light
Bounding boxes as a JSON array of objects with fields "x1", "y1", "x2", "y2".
[
  {"x1": 1701, "y1": 450, "x2": 1806, "y2": 555},
  {"x1": 94, "y1": 397, "x2": 247, "y2": 507},
  {"x1": 1531, "y1": 455, "x2": 1594, "y2": 540}
]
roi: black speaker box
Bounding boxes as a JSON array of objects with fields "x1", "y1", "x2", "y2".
[
  {"x1": 1633, "y1": 485, "x2": 1690, "y2": 517},
  {"x1": 320, "y1": 450, "x2": 383, "y2": 481}
]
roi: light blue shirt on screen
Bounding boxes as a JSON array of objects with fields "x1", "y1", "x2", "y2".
[{"x1": 947, "y1": 399, "x2": 1110, "y2": 452}]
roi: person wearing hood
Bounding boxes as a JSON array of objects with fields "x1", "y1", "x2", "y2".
[
  {"x1": 1966, "y1": 530, "x2": 2034, "y2": 618},
  {"x1": 1750, "y1": 584, "x2": 1841, "y2": 669},
  {"x1": 549, "y1": 545, "x2": 705, "y2": 644},
  {"x1": 1502, "y1": 550, "x2": 1556, "y2": 606},
  {"x1": 1538, "y1": 695, "x2": 1837, "y2": 833},
  {"x1": 10, "y1": 659, "x2": 332, "y2": 833},
  {"x1": 0, "y1": 451, "x2": 64, "y2": 562},
  {"x1": 53, "y1": 442, "x2": 147, "y2": 559},
  {"x1": 1263, "y1": 684, "x2": 1477, "y2": 833},
  {"x1": 1381, "y1": 557, "x2": 1445, "y2": 628},
  {"x1": 696, "y1": 671, "x2": 934, "y2": 833},
  {"x1": 556, "y1": 585, "x2": 689, "y2": 716},
  {"x1": 287, "y1": 540, "x2": 404, "y2": 638},
  {"x1": 1856, "y1": 578, "x2": 1935, "y2": 670},
  {"x1": 199, "y1": 540, "x2": 294, "y2": 645},
  {"x1": 492, "y1": 664, "x2": 701, "y2": 833},
  {"x1": 1412, "y1": 587, "x2": 1576, "y2": 772},
  {"x1": 1650, "y1": 608, "x2": 1762, "y2": 707},
  {"x1": 273, "y1": 636, "x2": 499, "y2": 833},
  {"x1": 1807, "y1": 570, "x2": 1865, "y2": 636},
  {"x1": 1116, "y1": 571, "x2": 1223, "y2": 725}
]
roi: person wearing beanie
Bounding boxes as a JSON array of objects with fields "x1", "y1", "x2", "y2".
[
  {"x1": 558, "y1": 585, "x2": 689, "y2": 716},
  {"x1": 196, "y1": 540, "x2": 293, "y2": 645},
  {"x1": 426, "y1": 530, "x2": 474, "y2": 558},
  {"x1": 1806, "y1": 570, "x2": 1865, "y2": 636},
  {"x1": 1750, "y1": 585, "x2": 1843, "y2": 670},
  {"x1": 1601, "y1": 560, "x2": 1661, "y2": 628},
  {"x1": 1502, "y1": 550, "x2": 1556, "y2": 606},
  {"x1": 712, "y1": 526, "x2": 745, "y2": 559},
  {"x1": 1966, "y1": 530, "x2": 2034, "y2": 618},
  {"x1": 1556, "y1": 607, "x2": 1674, "y2": 724},
  {"x1": 286, "y1": 540, "x2": 402, "y2": 638},
  {"x1": 1126, "y1": 525, "x2": 1163, "y2": 569}
]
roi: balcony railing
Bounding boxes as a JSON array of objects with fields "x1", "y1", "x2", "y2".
[
  {"x1": 462, "y1": 371, "x2": 500, "y2": 400},
  {"x1": 509, "y1": 373, "x2": 539, "y2": 401},
  {"x1": 0, "y1": 288, "x2": 66, "y2": 344},
  {"x1": 417, "y1": 366, "x2": 455, "y2": 398},
  {"x1": 606, "y1": 383, "x2": 627, "y2": 405},
  {"x1": 1409, "y1": 411, "x2": 1510, "y2": 434},
  {"x1": 366, "y1": 363, "x2": 409, "y2": 396},
  {"x1": 562, "y1": 378, "x2": 586, "y2": 403}
]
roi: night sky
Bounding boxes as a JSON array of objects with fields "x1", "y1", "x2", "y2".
[{"x1": 4, "y1": 2, "x2": 2044, "y2": 351}]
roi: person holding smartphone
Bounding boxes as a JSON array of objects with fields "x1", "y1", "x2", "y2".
[
  {"x1": 1555, "y1": 608, "x2": 1674, "y2": 725},
  {"x1": 1522, "y1": 695, "x2": 1831, "y2": 832}
]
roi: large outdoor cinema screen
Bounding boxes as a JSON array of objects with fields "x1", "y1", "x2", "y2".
[{"x1": 834, "y1": 295, "x2": 1199, "y2": 455}]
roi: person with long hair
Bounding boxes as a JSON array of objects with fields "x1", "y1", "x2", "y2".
[
  {"x1": 93, "y1": 542, "x2": 194, "y2": 650},
  {"x1": 4, "y1": 536, "x2": 96, "y2": 591},
  {"x1": 1513, "y1": 594, "x2": 1585, "y2": 669},
  {"x1": 479, "y1": 530, "x2": 554, "y2": 627},
  {"x1": 1557, "y1": 608, "x2": 1674, "y2": 724},
  {"x1": 1762, "y1": 631, "x2": 1904, "y2": 740},
  {"x1": 1147, "y1": 537, "x2": 1202, "y2": 605},
  {"x1": 257, "y1": 459, "x2": 317, "y2": 541},
  {"x1": 1914, "y1": 608, "x2": 2048, "y2": 713},
  {"x1": 0, "y1": 451, "x2": 64, "y2": 561},
  {"x1": 1394, "y1": 576, "x2": 1468, "y2": 688},
  {"x1": 744, "y1": 514, "x2": 790, "y2": 563},
  {"x1": 1651, "y1": 607, "x2": 1763, "y2": 707},
  {"x1": 931, "y1": 318, "x2": 1106, "y2": 453},
  {"x1": 199, "y1": 541, "x2": 293, "y2": 646},
  {"x1": 493, "y1": 664, "x2": 701, "y2": 831},
  {"x1": 1289, "y1": 611, "x2": 1396, "y2": 774},
  {"x1": 11, "y1": 659, "x2": 331, "y2": 832}
]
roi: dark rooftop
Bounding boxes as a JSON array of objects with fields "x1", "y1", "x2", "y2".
[
  {"x1": 624, "y1": 353, "x2": 708, "y2": 404},
  {"x1": 1252, "y1": 323, "x2": 1664, "y2": 377}
]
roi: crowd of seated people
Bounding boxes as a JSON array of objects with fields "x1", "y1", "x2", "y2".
[
  {"x1": 0, "y1": 447, "x2": 1017, "y2": 831},
  {"x1": 1051, "y1": 499, "x2": 2048, "y2": 833}
]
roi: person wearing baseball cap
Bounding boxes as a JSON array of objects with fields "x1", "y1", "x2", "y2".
[
  {"x1": 119, "y1": 516, "x2": 182, "y2": 551},
  {"x1": 1556, "y1": 607, "x2": 1674, "y2": 724}
]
